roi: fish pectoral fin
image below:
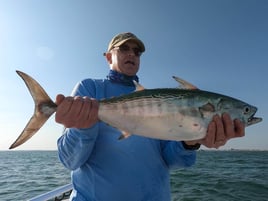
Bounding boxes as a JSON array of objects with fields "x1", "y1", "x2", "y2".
[
  {"x1": 198, "y1": 102, "x2": 215, "y2": 118},
  {"x1": 118, "y1": 131, "x2": 132, "y2": 140},
  {"x1": 172, "y1": 76, "x2": 199, "y2": 90},
  {"x1": 133, "y1": 80, "x2": 145, "y2": 91}
]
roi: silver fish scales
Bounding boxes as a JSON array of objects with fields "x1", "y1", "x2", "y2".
[
  {"x1": 99, "y1": 88, "x2": 262, "y2": 141},
  {"x1": 9, "y1": 71, "x2": 262, "y2": 149}
]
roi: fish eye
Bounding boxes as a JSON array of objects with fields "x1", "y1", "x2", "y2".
[{"x1": 243, "y1": 106, "x2": 250, "y2": 114}]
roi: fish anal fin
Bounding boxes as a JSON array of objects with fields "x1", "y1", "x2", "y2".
[
  {"x1": 118, "y1": 131, "x2": 132, "y2": 140},
  {"x1": 172, "y1": 76, "x2": 199, "y2": 90}
]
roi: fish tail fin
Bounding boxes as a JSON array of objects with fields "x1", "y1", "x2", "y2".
[{"x1": 9, "y1": 71, "x2": 57, "y2": 149}]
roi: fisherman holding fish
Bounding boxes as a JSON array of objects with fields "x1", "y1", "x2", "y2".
[{"x1": 55, "y1": 32, "x2": 245, "y2": 201}]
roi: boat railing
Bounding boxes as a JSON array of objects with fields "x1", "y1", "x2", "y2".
[{"x1": 28, "y1": 183, "x2": 73, "y2": 201}]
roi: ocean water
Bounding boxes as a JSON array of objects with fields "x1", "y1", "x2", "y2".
[
  {"x1": 170, "y1": 151, "x2": 268, "y2": 201},
  {"x1": 0, "y1": 150, "x2": 267, "y2": 201}
]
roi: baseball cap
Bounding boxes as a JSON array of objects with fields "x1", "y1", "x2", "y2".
[{"x1": 107, "y1": 32, "x2": 145, "y2": 53}]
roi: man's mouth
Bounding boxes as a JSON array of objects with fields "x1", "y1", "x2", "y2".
[{"x1": 125, "y1": 61, "x2": 135, "y2": 65}]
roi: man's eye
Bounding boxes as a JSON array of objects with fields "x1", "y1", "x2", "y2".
[{"x1": 120, "y1": 45, "x2": 130, "y2": 51}]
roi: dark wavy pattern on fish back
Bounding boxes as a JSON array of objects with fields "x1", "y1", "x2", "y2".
[{"x1": 100, "y1": 88, "x2": 243, "y2": 104}]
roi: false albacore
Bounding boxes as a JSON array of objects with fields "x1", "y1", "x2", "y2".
[{"x1": 9, "y1": 71, "x2": 262, "y2": 149}]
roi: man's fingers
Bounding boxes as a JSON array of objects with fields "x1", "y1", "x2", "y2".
[
  {"x1": 201, "y1": 114, "x2": 246, "y2": 149},
  {"x1": 203, "y1": 121, "x2": 217, "y2": 148},
  {"x1": 213, "y1": 115, "x2": 225, "y2": 142},
  {"x1": 222, "y1": 113, "x2": 234, "y2": 139},
  {"x1": 234, "y1": 119, "x2": 245, "y2": 137},
  {"x1": 55, "y1": 95, "x2": 99, "y2": 128},
  {"x1": 55, "y1": 94, "x2": 65, "y2": 105}
]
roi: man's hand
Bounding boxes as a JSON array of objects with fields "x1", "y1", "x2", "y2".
[
  {"x1": 55, "y1": 94, "x2": 99, "y2": 128},
  {"x1": 185, "y1": 113, "x2": 245, "y2": 149}
]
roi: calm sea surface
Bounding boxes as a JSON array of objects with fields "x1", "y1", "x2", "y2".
[{"x1": 0, "y1": 150, "x2": 267, "y2": 201}]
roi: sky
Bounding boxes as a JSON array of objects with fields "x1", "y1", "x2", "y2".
[{"x1": 0, "y1": 0, "x2": 267, "y2": 150}]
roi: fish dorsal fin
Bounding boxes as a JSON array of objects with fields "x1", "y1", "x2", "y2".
[
  {"x1": 133, "y1": 80, "x2": 145, "y2": 91},
  {"x1": 172, "y1": 76, "x2": 199, "y2": 90}
]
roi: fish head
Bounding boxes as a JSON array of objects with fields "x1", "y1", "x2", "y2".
[
  {"x1": 216, "y1": 97, "x2": 262, "y2": 127},
  {"x1": 242, "y1": 105, "x2": 262, "y2": 126}
]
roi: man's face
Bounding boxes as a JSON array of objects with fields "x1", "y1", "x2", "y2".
[{"x1": 106, "y1": 41, "x2": 141, "y2": 76}]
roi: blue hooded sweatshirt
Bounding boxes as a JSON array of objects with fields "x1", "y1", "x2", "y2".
[{"x1": 57, "y1": 71, "x2": 196, "y2": 201}]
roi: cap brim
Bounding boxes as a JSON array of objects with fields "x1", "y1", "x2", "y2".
[{"x1": 113, "y1": 38, "x2": 145, "y2": 52}]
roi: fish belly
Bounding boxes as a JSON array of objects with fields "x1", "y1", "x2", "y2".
[{"x1": 98, "y1": 99, "x2": 207, "y2": 141}]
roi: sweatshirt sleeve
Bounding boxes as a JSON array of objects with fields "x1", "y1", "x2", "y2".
[
  {"x1": 57, "y1": 79, "x2": 99, "y2": 170},
  {"x1": 160, "y1": 140, "x2": 197, "y2": 169}
]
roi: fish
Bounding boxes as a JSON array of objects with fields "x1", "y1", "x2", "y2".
[{"x1": 9, "y1": 70, "x2": 262, "y2": 149}]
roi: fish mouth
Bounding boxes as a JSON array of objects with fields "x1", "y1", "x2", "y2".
[{"x1": 247, "y1": 112, "x2": 262, "y2": 126}]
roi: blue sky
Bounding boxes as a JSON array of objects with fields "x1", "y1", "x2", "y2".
[{"x1": 0, "y1": 0, "x2": 267, "y2": 150}]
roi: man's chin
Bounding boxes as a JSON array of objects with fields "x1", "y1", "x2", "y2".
[{"x1": 123, "y1": 68, "x2": 138, "y2": 76}]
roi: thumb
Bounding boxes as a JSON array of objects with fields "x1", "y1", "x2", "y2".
[{"x1": 55, "y1": 94, "x2": 65, "y2": 105}]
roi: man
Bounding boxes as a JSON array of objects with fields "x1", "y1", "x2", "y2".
[{"x1": 56, "y1": 32, "x2": 245, "y2": 201}]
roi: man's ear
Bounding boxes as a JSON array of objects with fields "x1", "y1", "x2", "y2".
[{"x1": 105, "y1": 52, "x2": 112, "y2": 64}]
